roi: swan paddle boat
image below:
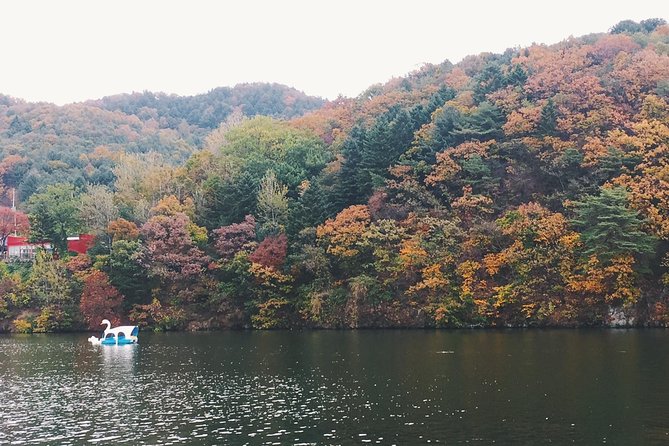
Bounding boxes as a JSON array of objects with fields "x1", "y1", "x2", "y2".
[{"x1": 88, "y1": 319, "x2": 139, "y2": 345}]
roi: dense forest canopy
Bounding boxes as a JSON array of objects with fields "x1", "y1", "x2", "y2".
[
  {"x1": 86, "y1": 83, "x2": 326, "y2": 130},
  {"x1": 0, "y1": 83, "x2": 324, "y2": 206},
  {"x1": 1, "y1": 18, "x2": 669, "y2": 332}
]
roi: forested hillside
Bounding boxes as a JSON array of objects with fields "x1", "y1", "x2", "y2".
[
  {"x1": 87, "y1": 83, "x2": 326, "y2": 129},
  {"x1": 0, "y1": 83, "x2": 324, "y2": 205},
  {"x1": 1, "y1": 19, "x2": 669, "y2": 332}
]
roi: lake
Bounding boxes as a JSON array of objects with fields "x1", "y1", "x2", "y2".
[{"x1": 1, "y1": 330, "x2": 668, "y2": 445}]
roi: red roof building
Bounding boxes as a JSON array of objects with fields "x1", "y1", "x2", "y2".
[
  {"x1": 6, "y1": 236, "x2": 52, "y2": 260},
  {"x1": 4, "y1": 234, "x2": 94, "y2": 260},
  {"x1": 67, "y1": 234, "x2": 95, "y2": 255}
]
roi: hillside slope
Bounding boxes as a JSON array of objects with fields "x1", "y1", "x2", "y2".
[
  {"x1": 0, "y1": 83, "x2": 324, "y2": 202},
  {"x1": 1, "y1": 19, "x2": 669, "y2": 332}
]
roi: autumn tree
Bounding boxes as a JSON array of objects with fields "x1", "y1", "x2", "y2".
[
  {"x1": 113, "y1": 153, "x2": 178, "y2": 222},
  {"x1": 0, "y1": 206, "x2": 30, "y2": 256},
  {"x1": 150, "y1": 195, "x2": 195, "y2": 218},
  {"x1": 107, "y1": 218, "x2": 140, "y2": 243},
  {"x1": 203, "y1": 109, "x2": 247, "y2": 152},
  {"x1": 4, "y1": 21, "x2": 669, "y2": 330},
  {"x1": 24, "y1": 251, "x2": 71, "y2": 306},
  {"x1": 80, "y1": 185, "x2": 119, "y2": 235},
  {"x1": 451, "y1": 185, "x2": 494, "y2": 224},
  {"x1": 22, "y1": 251, "x2": 73, "y2": 332},
  {"x1": 256, "y1": 170, "x2": 288, "y2": 236},
  {"x1": 317, "y1": 205, "x2": 371, "y2": 260},
  {"x1": 140, "y1": 213, "x2": 210, "y2": 282},
  {"x1": 249, "y1": 233, "x2": 288, "y2": 270},
  {"x1": 484, "y1": 203, "x2": 580, "y2": 324},
  {"x1": 213, "y1": 215, "x2": 257, "y2": 259},
  {"x1": 79, "y1": 271, "x2": 124, "y2": 329}
]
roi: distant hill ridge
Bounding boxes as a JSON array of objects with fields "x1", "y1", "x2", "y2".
[
  {"x1": 0, "y1": 83, "x2": 325, "y2": 200},
  {"x1": 84, "y1": 82, "x2": 326, "y2": 129}
]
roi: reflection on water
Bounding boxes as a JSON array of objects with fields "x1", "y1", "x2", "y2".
[
  {"x1": 100, "y1": 343, "x2": 137, "y2": 376},
  {"x1": 1, "y1": 330, "x2": 669, "y2": 445}
]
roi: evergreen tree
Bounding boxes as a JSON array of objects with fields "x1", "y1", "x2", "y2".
[
  {"x1": 453, "y1": 102, "x2": 505, "y2": 142},
  {"x1": 334, "y1": 125, "x2": 367, "y2": 209},
  {"x1": 505, "y1": 64, "x2": 528, "y2": 87},
  {"x1": 572, "y1": 187, "x2": 656, "y2": 263},
  {"x1": 107, "y1": 239, "x2": 151, "y2": 311},
  {"x1": 201, "y1": 172, "x2": 258, "y2": 228},
  {"x1": 460, "y1": 155, "x2": 497, "y2": 194},
  {"x1": 288, "y1": 180, "x2": 332, "y2": 235},
  {"x1": 360, "y1": 106, "x2": 414, "y2": 195},
  {"x1": 6, "y1": 115, "x2": 32, "y2": 137},
  {"x1": 416, "y1": 105, "x2": 463, "y2": 164},
  {"x1": 410, "y1": 86, "x2": 456, "y2": 127},
  {"x1": 537, "y1": 99, "x2": 559, "y2": 136},
  {"x1": 610, "y1": 19, "x2": 643, "y2": 34},
  {"x1": 27, "y1": 184, "x2": 83, "y2": 255},
  {"x1": 473, "y1": 63, "x2": 505, "y2": 103},
  {"x1": 640, "y1": 18, "x2": 666, "y2": 32}
]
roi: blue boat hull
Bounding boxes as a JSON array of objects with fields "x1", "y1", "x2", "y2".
[{"x1": 101, "y1": 337, "x2": 137, "y2": 345}]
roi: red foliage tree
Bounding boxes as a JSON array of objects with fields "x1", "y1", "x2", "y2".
[
  {"x1": 79, "y1": 271, "x2": 124, "y2": 330},
  {"x1": 213, "y1": 215, "x2": 256, "y2": 259},
  {"x1": 65, "y1": 254, "x2": 93, "y2": 277},
  {"x1": 140, "y1": 213, "x2": 210, "y2": 280},
  {"x1": 249, "y1": 233, "x2": 288, "y2": 270},
  {"x1": 0, "y1": 206, "x2": 30, "y2": 256}
]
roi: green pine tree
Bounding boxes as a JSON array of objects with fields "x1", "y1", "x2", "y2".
[
  {"x1": 572, "y1": 187, "x2": 656, "y2": 264},
  {"x1": 537, "y1": 99, "x2": 559, "y2": 136}
]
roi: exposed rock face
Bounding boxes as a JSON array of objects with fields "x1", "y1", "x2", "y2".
[{"x1": 608, "y1": 307, "x2": 635, "y2": 328}]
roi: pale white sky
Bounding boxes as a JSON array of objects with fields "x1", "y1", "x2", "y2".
[{"x1": 0, "y1": 0, "x2": 666, "y2": 105}]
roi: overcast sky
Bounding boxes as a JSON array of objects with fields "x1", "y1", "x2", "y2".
[{"x1": 0, "y1": 0, "x2": 666, "y2": 105}]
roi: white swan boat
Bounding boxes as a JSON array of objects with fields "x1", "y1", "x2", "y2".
[{"x1": 88, "y1": 319, "x2": 139, "y2": 345}]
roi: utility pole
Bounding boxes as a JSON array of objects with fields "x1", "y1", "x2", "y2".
[{"x1": 11, "y1": 188, "x2": 17, "y2": 235}]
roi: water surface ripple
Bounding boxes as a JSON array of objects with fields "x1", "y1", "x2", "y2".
[{"x1": 1, "y1": 330, "x2": 668, "y2": 445}]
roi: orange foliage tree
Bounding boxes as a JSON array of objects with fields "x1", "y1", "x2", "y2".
[
  {"x1": 79, "y1": 271, "x2": 124, "y2": 330},
  {"x1": 107, "y1": 218, "x2": 140, "y2": 243},
  {"x1": 483, "y1": 203, "x2": 580, "y2": 324},
  {"x1": 316, "y1": 205, "x2": 371, "y2": 258}
]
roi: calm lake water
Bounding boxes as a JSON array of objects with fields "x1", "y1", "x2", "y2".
[{"x1": 1, "y1": 330, "x2": 668, "y2": 445}]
